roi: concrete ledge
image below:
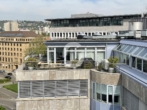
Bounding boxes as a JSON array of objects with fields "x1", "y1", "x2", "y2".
[
  {"x1": 90, "y1": 69, "x2": 121, "y2": 85},
  {"x1": 16, "y1": 69, "x2": 90, "y2": 81}
]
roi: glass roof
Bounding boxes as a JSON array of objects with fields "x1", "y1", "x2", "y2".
[
  {"x1": 121, "y1": 45, "x2": 128, "y2": 51},
  {"x1": 138, "y1": 48, "x2": 147, "y2": 57},
  {"x1": 133, "y1": 47, "x2": 144, "y2": 55},
  {"x1": 118, "y1": 45, "x2": 126, "y2": 51},
  {"x1": 123, "y1": 45, "x2": 132, "y2": 53},
  {"x1": 127, "y1": 46, "x2": 136, "y2": 54},
  {"x1": 113, "y1": 44, "x2": 147, "y2": 61}
]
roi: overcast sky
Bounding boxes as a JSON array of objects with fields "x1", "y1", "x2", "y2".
[{"x1": 0, "y1": 0, "x2": 147, "y2": 21}]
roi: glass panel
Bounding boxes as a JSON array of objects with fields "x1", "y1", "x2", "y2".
[
  {"x1": 114, "y1": 86, "x2": 120, "y2": 95},
  {"x1": 87, "y1": 52, "x2": 95, "y2": 60},
  {"x1": 143, "y1": 60, "x2": 147, "y2": 73},
  {"x1": 69, "y1": 52, "x2": 75, "y2": 61},
  {"x1": 93, "y1": 83, "x2": 95, "y2": 99},
  {"x1": 68, "y1": 47, "x2": 75, "y2": 50},
  {"x1": 132, "y1": 57, "x2": 136, "y2": 68},
  {"x1": 145, "y1": 54, "x2": 147, "y2": 59},
  {"x1": 77, "y1": 52, "x2": 84, "y2": 60},
  {"x1": 118, "y1": 45, "x2": 126, "y2": 51},
  {"x1": 87, "y1": 47, "x2": 95, "y2": 50},
  {"x1": 114, "y1": 95, "x2": 120, "y2": 104},
  {"x1": 114, "y1": 44, "x2": 120, "y2": 50},
  {"x1": 77, "y1": 47, "x2": 85, "y2": 50},
  {"x1": 137, "y1": 58, "x2": 142, "y2": 70},
  {"x1": 127, "y1": 46, "x2": 136, "y2": 54},
  {"x1": 97, "y1": 47, "x2": 105, "y2": 50},
  {"x1": 133, "y1": 47, "x2": 144, "y2": 55},
  {"x1": 49, "y1": 47, "x2": 54, "y2": 50},
  {"x1": 96, "y1": 52, "x2": 105, "y2": 63},
  {"x1": 138, "y1": 48, "x2": 147, "y2": 57},
  {"x1": 121, "y1": 45, "x2": 128, "y2": 51},
  {"x1": 49, "y1": 52, "x2": 54, "y2": 63},
  {"x1": 96, "y1": 83, "x2": 101, "y2": 100},
  {"x1": 108, "y1": 86, "x2": 113, "y2": 95},
  {"x1": 123, "y1": 45, "x2": 132, "y2": 52},
  {"x1": 116, "y1": 45, "x2": 121, "y2": 50}
]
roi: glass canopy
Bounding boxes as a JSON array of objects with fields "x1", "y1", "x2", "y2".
[{"x1": 113, "y1": 44, "x2": 147, "y2": 60}]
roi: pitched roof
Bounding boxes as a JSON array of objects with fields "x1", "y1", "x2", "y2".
[{"x1": 0, "y1": 31, "x2": 37, "y2": 37}]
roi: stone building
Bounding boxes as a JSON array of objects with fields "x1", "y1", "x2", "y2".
[{"x1": 0, "y1": 31, "x2": 37, "y2": 71}]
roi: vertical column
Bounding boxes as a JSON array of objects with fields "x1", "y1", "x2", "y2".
[
  {"x1": 95, "y1": 47, "x2": 97, "y2": 66},
  {"x1": 18, "y1": 82, "x2": 20, "y2": 98},
  {"x1": 64, "y1": 47, "x2": 66, "y2": 65},
  {"x1": 47, "y1": 47, "x2": 49, "y2": 63},
  {"x1": 75, "y1": 47, "x2": 77, "y2": 59},
  {"x1": 85, "y1": 47, "x2": 87, "y2": 58},
  {"x1": 54, "y1": 47, "x2": 56, "y2": 64}
]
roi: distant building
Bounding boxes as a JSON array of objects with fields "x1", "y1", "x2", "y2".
[
  {"x1": 45, "y1": 13, "x2": 147, "y2": 40},
  {"x1": 4, "y1": 21, "x2": 19, "y2": 31},
  {"x1": 71, "y1": 12, "x2": 101, "y2": 18},
  {"x1": 0, "y1": 31, "x2": 37, "y2": 71}
]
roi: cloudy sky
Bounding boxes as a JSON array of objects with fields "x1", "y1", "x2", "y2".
[{"x1": 0, "y1": 0, "x2": 147, "y2": 21}]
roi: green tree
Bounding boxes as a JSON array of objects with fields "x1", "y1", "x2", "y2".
[
  {"x1": 25, "y1": 35, "x2": 47, "y2": 56},
  {"x1": 0, "y1": 106, "x2": 6, "y2": 110}
]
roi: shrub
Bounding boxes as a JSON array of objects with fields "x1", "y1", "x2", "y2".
[
  {"x1": 108, "y1": 57, "x2": 118, "y2": 68},
  {"x1": 25, "y1": 57, "x2": 38, "y2": 67},
  {"x1": 84, "y1": 61, "x2": 93, "y2": 69},
  {"x1": 0, "y1": 106, "x2": 5, "y2": 110},
  {"x1": 98, "y1": 63, "x2": 103, "y2": 71}
]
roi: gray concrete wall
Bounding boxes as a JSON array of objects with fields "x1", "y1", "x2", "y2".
[
  {"x1": 16, "y1": 69, "x2": 90, "y2": 81},
  {"x1": 16, "y1": 69, "x2": 91, "y2": 110},
  {"x1": 122, "y1": 74, "x2": 147, "y2": 105},
  {"x1": 49, "y1": 22, "x2": 129, "y2": 33},
  {"x1": 90, "y1": 69, "x2": 121, "y2": 86},
  {"x1": 17, "y1": 99, "x2": 89, "y2": 110}
]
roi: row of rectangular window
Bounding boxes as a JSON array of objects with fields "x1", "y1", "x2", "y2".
[
  {"x1": 18, "y1": 80, "x2": 88, "y2": 98},
  {"x1": 0, "y1": 52, "x2": 22, "y2": 57},
  {"x1": 0, "y1": 48, "x2": 22, "y2": 51},
  {"x1": 92, "y1": 82, "x2": 120, "y2": 104}
]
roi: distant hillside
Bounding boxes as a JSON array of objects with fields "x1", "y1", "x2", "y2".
[{"x1": 0, "y1": 20, "x2": 50, "y2": 30}]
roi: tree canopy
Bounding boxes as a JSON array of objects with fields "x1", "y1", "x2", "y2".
[{"x1": 25, "y1": 35, "x2": 47, "y2": 56}]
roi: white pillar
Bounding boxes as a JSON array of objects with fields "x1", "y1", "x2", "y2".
[
  {"x1": 85, "y1": 47, "x2": 87, "y2": 58},
  {"x1": 54, "y1": 47, "x2": 56, "y2": 64},
  {"x1": 75, "y1": 48, "x2": 77, "y2": 59},
  {"x1": 64, "y1": 47, "x2": 66, "y2": 64},
  {"x1": 95, "y1": 47, "x2": 97, "y2": 64},
  {"x1": 47, "y1": 47, "x2": 49, "y2": 63}
]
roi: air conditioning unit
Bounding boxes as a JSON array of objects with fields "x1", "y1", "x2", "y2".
[{"x1": 101, "y1": 59, "x2": 109, "y2": 70}]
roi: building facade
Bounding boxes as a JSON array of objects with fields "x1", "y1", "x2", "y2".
[
  {"x1": 4, "y1": 21, "x2": 19, "y2": 31},
  {"x1": 46, "y1": 14, "x2": 147, "y2": 40},
  {"x1": 0, "y1": 31, "x2": 37, "y2": 71}
]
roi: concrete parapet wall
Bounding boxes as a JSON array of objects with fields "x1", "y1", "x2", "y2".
[
  {"x1": 122, "y1": 74, "x2": 147, "y2": 105},
  {"x1": 17, "y1": 98, "x2": 90, "y2": 110},
  {"x1": 49, "y1": 22, "x2": 129, "y2": 33},
  {"x1": 16, "y1": 69, "x2": 90, "y2": 81},
  {"x1": 90, "y1": 69, "x2": 121, "y2": 85}
]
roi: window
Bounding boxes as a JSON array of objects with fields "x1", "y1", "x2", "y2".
[
  {"x1": 19, "y1": 80, "x2": 88, "y2": 98},
  {"x1": 132, "y1": 57, "x2": 136, "y2": 68},
  {"x1": 101, "y1": 84, "x2": 107, "y2": 102},
  {"x1": 143, "y1": 60, "x2": 147, "y2": 73},
  {"x1": 96, "y1": 83, "x2": 101, "y2": 100},
  {"x1": 137, "y1": 58, "x2": 142, "y2": 70}
]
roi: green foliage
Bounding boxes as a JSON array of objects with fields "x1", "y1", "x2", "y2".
[
  {"x1": 25, "y1": 35, "x2": 47, "y2": 56},
  {"x1": 108, "y1": 57, "x2": 118, "y2": 68},
  {"x1": 84, "y1": 62, "x2": 93, "y2": 69},
  {"x1": 0, "y1": 79, "x2": 10, "y2": 84},
  {"x1": 0, "y1": 106, "x2": 5, "y2": 110},
  {"x1": 71, "y1": 60, "x2": 78, "y2": 64},
  {"x1": 98, "y1": 63, "x2": 103, "y2": 71},
  {"x1": 3, "y1": 84, "x2": 18, "y2": 93},
  {"x1": 25, "y1": 57, "x2": 38, "y2": 67}
]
